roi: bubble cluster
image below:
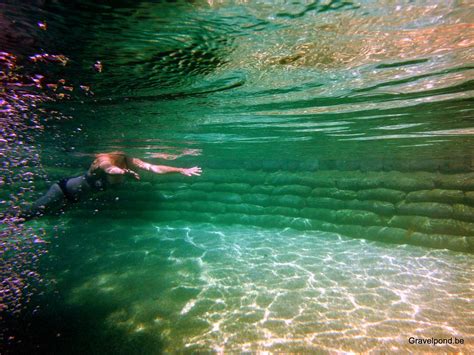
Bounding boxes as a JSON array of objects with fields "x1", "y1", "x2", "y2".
[
  {"x1": 1, "y1": 48, "x2": 67, "y2": 320},
  {"x1": 1, "y1": 2, "x2": 101, "y2": 320}
]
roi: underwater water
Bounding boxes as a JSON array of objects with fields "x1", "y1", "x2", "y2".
[{"x1": 1, "y1": 0, "x2": 474, "y2": 353}]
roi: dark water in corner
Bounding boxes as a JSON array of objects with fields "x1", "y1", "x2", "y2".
[{"x1": 1, "y1": 0, "x2": 474, "y2": 353}]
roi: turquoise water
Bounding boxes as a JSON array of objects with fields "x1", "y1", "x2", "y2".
[
  {"x1": 2, "y1": 0, "x2": 474, "y2": 352},
  {"x1": 21, "y1": 219, "x2": 472, "y2": 353}
]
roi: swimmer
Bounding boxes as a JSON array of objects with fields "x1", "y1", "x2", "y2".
[{"x1": 20, "y1": 151, "x2": 202, "y2": 220}]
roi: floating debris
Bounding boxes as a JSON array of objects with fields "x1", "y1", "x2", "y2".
[
  {"x1": 29, "y1": 53, "x2": 69, "y2": 66},
  {"x1": 37, "y1": 21, "x2": 47, "y2": 30},
  {"x1": 93, "y1": 60, "x2": 103, "y2": 73}
]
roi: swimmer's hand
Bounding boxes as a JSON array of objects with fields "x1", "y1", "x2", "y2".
[
  {"x1": 181, "y1": 166, "x2": 202, "y2": 177},
  {"x1": 124, "y1": 169, "x2": 140, "y2": 180},
  {"x1": 105, "y1": 166, "x2": 140, "y2": 180}
]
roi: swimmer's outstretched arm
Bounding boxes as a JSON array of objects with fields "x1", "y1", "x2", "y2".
[{"x1": 129, "y1": 157, "x2": 202, "y2": 177}]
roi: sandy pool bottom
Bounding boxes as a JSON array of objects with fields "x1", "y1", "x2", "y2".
[{"x1": 38, "y1": 219, "x2": 473, "y2": 353}]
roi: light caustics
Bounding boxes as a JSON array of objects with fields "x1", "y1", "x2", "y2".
[{"x1": 64, "y1": 223, "x2": 473, "y2": 352}]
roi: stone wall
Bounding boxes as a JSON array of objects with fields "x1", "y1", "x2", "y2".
[{"x1": 73, "y1": 164, "x2": 474, "y2": 253}]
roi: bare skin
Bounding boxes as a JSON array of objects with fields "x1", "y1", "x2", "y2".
[
  {"x1": 20, "y1": 151, "x2": 202, "y2": 220},
  {"x1": 89, "y1": 151, "x2": 202, "y2": 184}
]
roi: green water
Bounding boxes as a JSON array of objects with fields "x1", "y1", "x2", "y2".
[
  {"x1": 2, "y1": 0, "x2": 474, "y2": 352},
  {"x1": 24, "y1": 219, "x2": 473, "y2": 352}
]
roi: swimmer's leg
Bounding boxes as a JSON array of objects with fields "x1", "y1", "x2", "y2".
[{"x1": 21, "y1": 183, "x2": 66, "y2": 220}]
